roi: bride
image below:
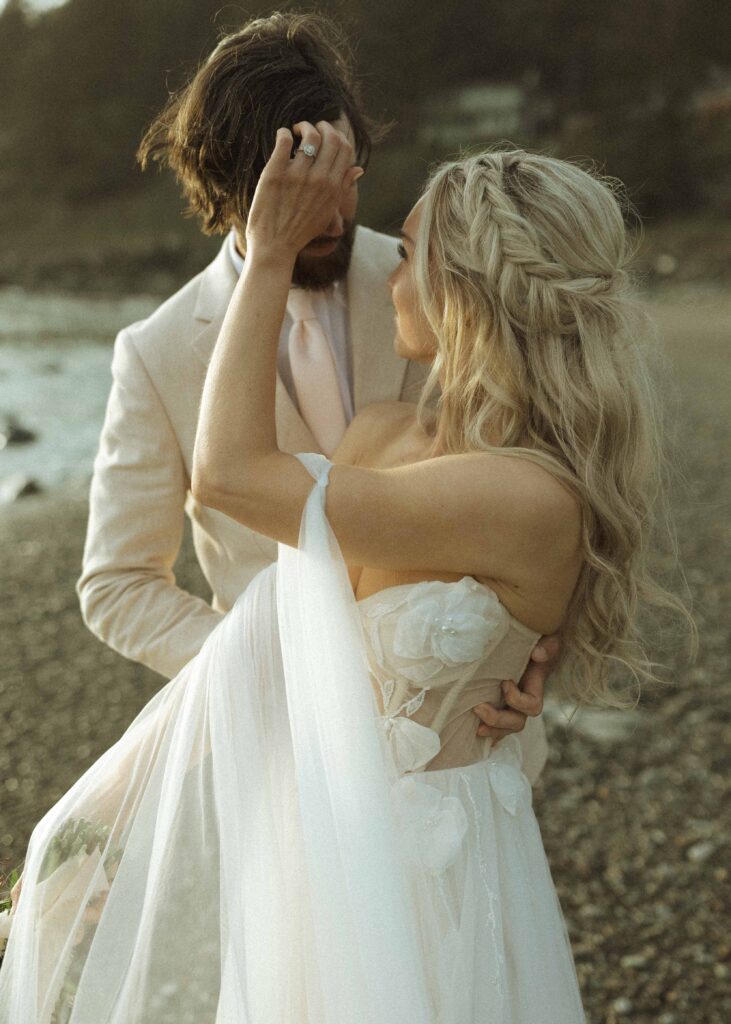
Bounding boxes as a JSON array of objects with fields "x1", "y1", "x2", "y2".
[{"x1": 0, "y1": 123, "x2": 687, "y2": 1023}]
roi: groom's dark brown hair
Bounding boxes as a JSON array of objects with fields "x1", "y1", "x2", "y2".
[{"x1": 136, "y1": 11, "x2": 384, "y2": 236}]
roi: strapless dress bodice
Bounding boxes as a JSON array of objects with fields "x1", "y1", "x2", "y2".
[{"x1": 357, "y1": 576, "x2": 542, "y2": 773}]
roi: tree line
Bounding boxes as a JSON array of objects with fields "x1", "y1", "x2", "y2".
[{"x1": 0, "y1": 0, "x2": 728, "y2": 221}]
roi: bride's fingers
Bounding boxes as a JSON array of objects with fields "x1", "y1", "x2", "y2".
[
  {"x1": 315, "y1": 120, "x2": 354, "y2": 181},
  {"x1": 266, "y1": 128, "x2": 296, "y2": 175},
  {"x1": 311, "y1": 121, "x2": 348, "y2": 183},
  {"x1": 292, "y1": 120, "x2": 324, "y2": 164},
  {"x1": 334, "y1": 143, "x2": 362, "y2": 192},
  {"x1": 254, "y1": 121, "x2": 352, "y2": 251},
  {"x1": 294, "y1": 120, "x2": 355, "y2": 192}
]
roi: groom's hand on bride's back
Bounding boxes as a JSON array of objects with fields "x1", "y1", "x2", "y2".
[{"x1": 472, "y1": 634, "x2": 560, "y2": 743}]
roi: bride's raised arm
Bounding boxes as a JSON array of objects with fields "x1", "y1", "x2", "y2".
[{"x1": 191, "y1": 120, "x2": 579, "y2": 586}]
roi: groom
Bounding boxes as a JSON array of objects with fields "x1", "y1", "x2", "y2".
[{"x1": 76, "y1": 11, "x2": 556, "y2": 778}]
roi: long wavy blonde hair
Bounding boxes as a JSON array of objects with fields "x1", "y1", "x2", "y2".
[{"x1": 413, "y1": 146, "x2": 697, "y2": 709}]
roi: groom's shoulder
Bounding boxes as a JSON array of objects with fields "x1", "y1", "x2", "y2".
[
  {"x1": 120, "y1": 242, "x2": 225, "y2": 354},
  {"x1": 352, "y1": 224, "x2": 399, "y2": 274},
  {"x1": 121, "y1": 273, "x2": 205, "y2": 348},
  {"x1": 348, "y1": 226, "x2": 399, "y2": 301}
]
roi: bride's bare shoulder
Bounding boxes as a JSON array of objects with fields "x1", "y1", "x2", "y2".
[{"x1": 332, "y1": 401, "x2": 418, "y2": 466}]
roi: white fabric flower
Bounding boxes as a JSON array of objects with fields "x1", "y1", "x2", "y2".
[
  {"x1": 387, "y1": 735, "x2": 531, "y2": 877},
  {"x1": 392, "y1": 579, "x2": 510, "y2": 680},
  {"x1": 483, "y1": 734, "x2": 533, "y2": 817},
  {"x1": 391, "y1": 776, "x2": 469, "y2": 874},
  {"x1": 382, "y1": 715, "x2": 441, "y2": 774}
]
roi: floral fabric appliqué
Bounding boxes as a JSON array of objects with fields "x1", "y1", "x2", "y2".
[
  {"x1": 392, "y1": 579, "x2": 511, "y2": 683},
  {"x1": 391, "y1": 775, "x2": 469, "y2": 874}
]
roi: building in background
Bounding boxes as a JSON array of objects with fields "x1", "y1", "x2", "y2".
[{"x1": 418, "y1": 72, "x2": 556, "y2": 147}]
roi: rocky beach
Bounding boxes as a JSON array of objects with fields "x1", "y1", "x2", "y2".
[{"x1": 0, "y1": 283, "x2": 728, "y2": 1023}]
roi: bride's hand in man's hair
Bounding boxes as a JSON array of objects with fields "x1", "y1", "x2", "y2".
[
  {"x1": 245, "y1": 120, "x2": 363, "y2": 263},
  {"x1": 472, "y1": 635, "x2": 560, "y2": 744}
]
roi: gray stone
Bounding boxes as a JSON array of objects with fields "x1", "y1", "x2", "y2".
[
  {"x1": 0, "y1": 413, "x2": 37, "y2": 447},
  {"x1": 0, "y1": 473, "x2": 42, "y2": 504},
  {"x1": 686, "y1": 841, "x2": 716, "y2": 863}
]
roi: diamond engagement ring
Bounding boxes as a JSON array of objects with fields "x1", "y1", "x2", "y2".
[{"x1": 299, "y1": 143, "x2": 318, "y2": 158}]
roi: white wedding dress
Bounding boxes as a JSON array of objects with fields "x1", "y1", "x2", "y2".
[{"x1": 0, "y1": 453, "x2": 586, "y2": 1023}]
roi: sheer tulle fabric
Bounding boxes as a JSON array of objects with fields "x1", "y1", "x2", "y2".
[{"x1": 0, "y1": 452, "x2": 586, "y2": 1023}]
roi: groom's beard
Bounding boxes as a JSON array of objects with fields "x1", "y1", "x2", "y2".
[{"x1": 291, "y1": 219, "x2": 357, "y2": 290}]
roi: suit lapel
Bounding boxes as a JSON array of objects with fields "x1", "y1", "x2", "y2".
[
  {"x1": 347, "y1": 227, "x2": 409, "y2": 411},
  {"x1": 190, "y1": 238, "x2": 321, "y2": 454}
]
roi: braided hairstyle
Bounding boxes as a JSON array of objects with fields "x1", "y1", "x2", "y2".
[{"x1": 413, "y1": 147, "x2": 696, "y2": 709}]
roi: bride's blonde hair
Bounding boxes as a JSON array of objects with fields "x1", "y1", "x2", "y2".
[{"x1": 413, "y1": 146, "x2": 697, "y2": 709}]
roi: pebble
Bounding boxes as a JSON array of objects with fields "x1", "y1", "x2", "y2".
[
  {"x1": 542, "y1": 700, "x2": 647, "y2": 742},
  {"x1": 620, "y1": 953, "x2": 648, "y2": 968},
  {"x1": 687, "y1": 840, "x2": 716, "y2": 862},
  {"x1": 0, "y1": 413, "x2": 37, "y2": 447},
  {"x1": 0, "y1": 473, "x2": 42, "y2": 504}
]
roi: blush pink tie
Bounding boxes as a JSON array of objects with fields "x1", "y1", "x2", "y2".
[{"x1": 287, "y1": 288, "x2": 348, "y2": 457}]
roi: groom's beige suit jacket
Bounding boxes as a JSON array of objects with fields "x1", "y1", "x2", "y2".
[{"x1": 77, "y1": 224, "x2": 548, "y2": 782}]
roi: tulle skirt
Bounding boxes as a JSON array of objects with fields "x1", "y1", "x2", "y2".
[
  {"x1": 0, "y1": 452, "x2": 586, "y2": 1023},
  {"x1": 400, "y1": 753, "x2": 587, "y2": 1023},
  {"x1": 0, "y1": 680, "x2": 585, "y2": 1021}
]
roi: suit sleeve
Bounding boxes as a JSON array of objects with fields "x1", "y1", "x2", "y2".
[{"x1": 76, "y1": 327, "x2": 224, "y2": 679}]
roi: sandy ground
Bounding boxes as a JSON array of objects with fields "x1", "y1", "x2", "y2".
[{"x1": 0, "y1": 285, "x2": 728, "y2": 1022}]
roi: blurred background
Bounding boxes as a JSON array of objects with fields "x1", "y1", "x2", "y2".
[
  {"x1": 0, "y1": 2, "x2": 729, "y2": 1021},
  {"x1": 0, "y1": 0, "x2": 729, "y2": 289}
]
